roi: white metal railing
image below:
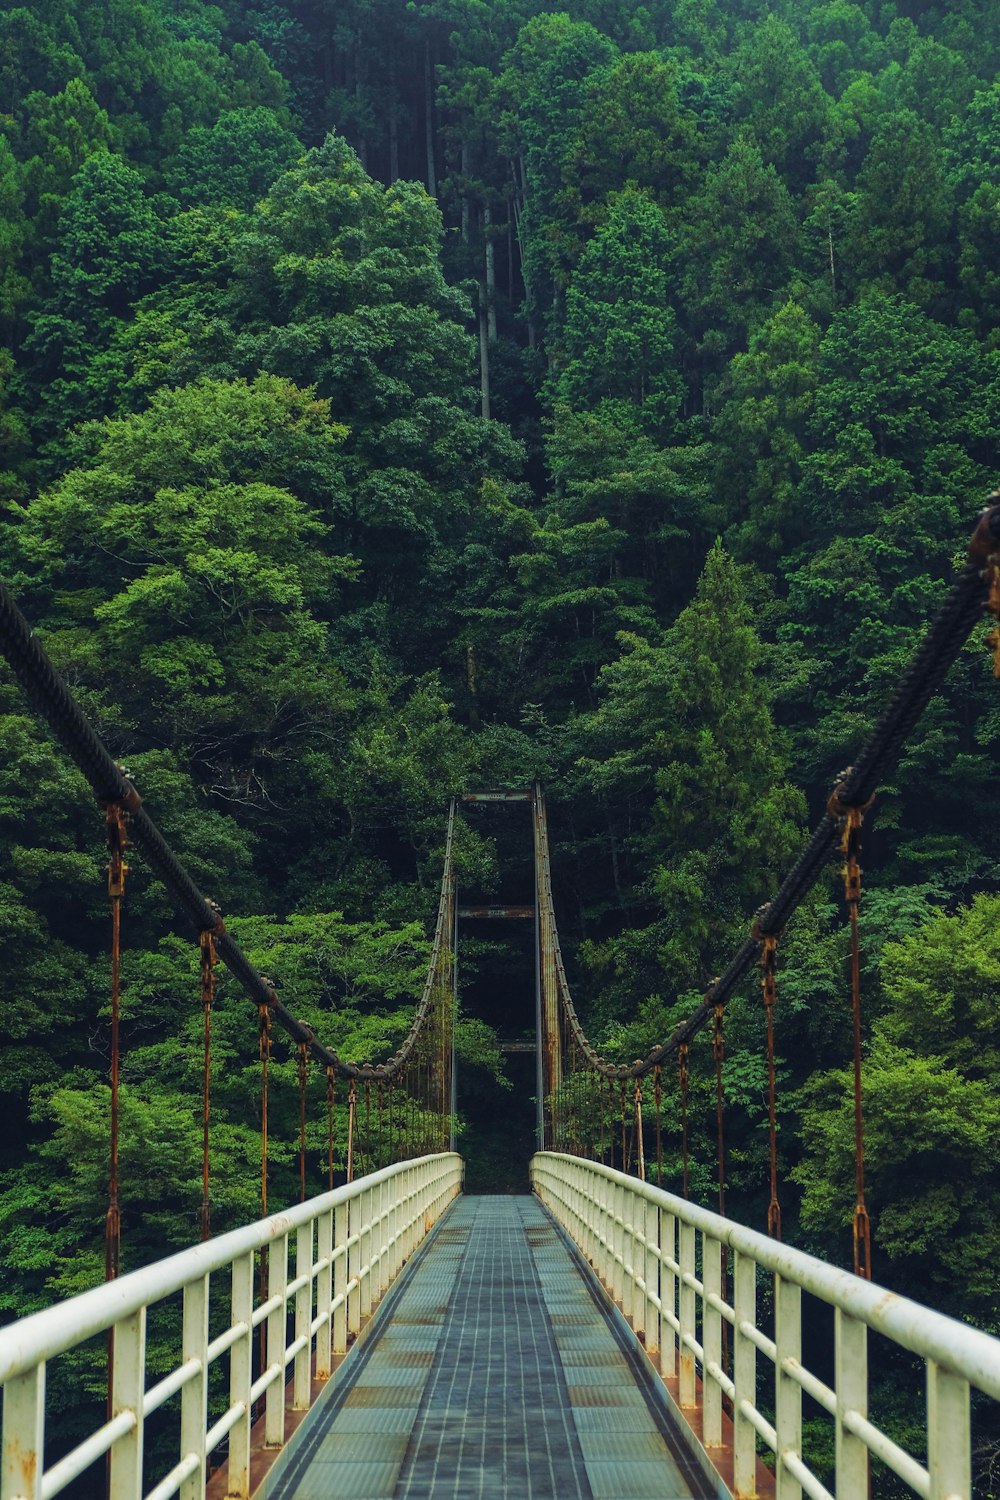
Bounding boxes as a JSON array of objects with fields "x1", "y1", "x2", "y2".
[
  {"x1": 0, "y1": 1153, "x2": 462, "y2": 1500},
  {"x1": 532, "y1": 1152, "x2": 1000, "y2": 1500}
]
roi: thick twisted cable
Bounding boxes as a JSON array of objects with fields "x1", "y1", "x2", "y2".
[
  {"x1": 0, "y1": 576, "x2": 455, "y2": 1084},
  {"x1": 540, "y1": 502, "x2": 1000, "y2": 1077}
]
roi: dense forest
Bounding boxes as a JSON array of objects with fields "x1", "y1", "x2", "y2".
[{"x1": 0, "y1": 0, "x2": 999, "y2": 1481}]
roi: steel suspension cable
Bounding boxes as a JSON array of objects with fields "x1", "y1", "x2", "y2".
[
  {"x1": 104, "y1": 805, "x2": 127, "y2": 1284},
  {"x1": 199, "y1": 927, "x2": 218, "y2": 1242},
  {"x1": 297, "y1": 1042, "x2": 309, "y2": 1203},
  {"x1": 258, "y1": 1002, "x2": 271, "y2": 1217},
  {"x1": 712, "y1": 1001, "x2": 725, "y2": 1221},
  {"x1": 346, "y1": 1081, "x2": 357, "y2": 1184},
  {"x1": 326, "y1": 1066, "x2": 336, "y2": 1191},
  {"x1": 0, "y1": 563, "x2": 458, "y2": 1100},
  {"x1": 633, "y1": 1078, "x2": 645, "y2": 1182},
  {"x1": 529, "y1": 502, "x2": 1000, "y2": 1085},
  {"x1": 679, "y1": 1043, "x2": 690, "y2": 1200},
  {"x1": 756, "y1": 930, "x2": 782, "y2": 1240},
  {"x1": 833, "y1": 796, "x2": 873, "y2": 1280}
]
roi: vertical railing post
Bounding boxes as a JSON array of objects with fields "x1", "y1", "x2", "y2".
[
  {"x1": 612, "y1": 1180, "x2": 625, "y2": 1306},
  {"x1": 109, "y1": 1309, "x2": 145, "y2": 1500},
  {"x1": 660, "y1": 1210, "x2": 677, "y2": 1380},
  {"x1": 347, "y1": 1197, "x2": 361, "y2": 1338},
  {"x1": 622, "y1": 1184, "x2": 635, "y2": 1326},
  {"x1": 316, "y1": 1209, "x2": 333, "y2": 1380},
  {"x1": 379, "y1": 1179, "x2": 390, "y2": 1298},
  {"x1": 334, "y1": 1200, "x2": 349, "y2": 1354},
  {"x1": 644, "y1": 1196, "x2": 659, "y2": 1364},
  {"x1": 294, "y1": 1222, "x2": 313, "y2": 1411},
  {"x1": 593, "y1": 1170, "x2": 605, "y2": 1279},
  {"x1": 400, "y1": 1170, "x2": 412, "y2": 1263},
  {"x1": 834, "y1": 1310, "x2": 868, "y2": 1499},
  {"x1": 703, "y1": 1235, "x2": 723, "y2": 1448},
  {"x1": 228, "y1": 1252, "x2": 254, "y2": 1500},
  {"x1": 360, "y1": 1186, "x2": 373, "y2": 1319},
  {"x1": 390, "y1": 1174, "x2": 401, "y2": 1280},
  {"x1": 2, "y1": 1365, "x2": 45, "y2": 1500},
  {"x1": 927, "y1": 1361, "x2": 970, "y2": 1500},
  {"x1": 733, "y1": 1250, "x2": 757, "y2": 1497},
  {"x1": 679, "y1": 1220, "x2": 697, "y2": 1408},
  {"x1": 265, "y1": 1233, "x2": 288, "y2": 1447},
  {"x1": 180, "y1": 1274, "x2": 209, "y2": 1500},
  {"x1": 774, "y1": 1275, "x2": 802, "y2": 1500}
]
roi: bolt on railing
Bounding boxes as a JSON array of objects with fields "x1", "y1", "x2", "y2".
[
  {"x1": 532, "y1": 1152, "x2": 1000, "y2": 1500},
  {"x1": 0, "y1": 1155, "x2": 462, "y2": 1500}
]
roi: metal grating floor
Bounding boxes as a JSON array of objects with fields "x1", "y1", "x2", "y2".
[{"x1": 269, "y1": 1197, "x2": 714, "y2": 1500}]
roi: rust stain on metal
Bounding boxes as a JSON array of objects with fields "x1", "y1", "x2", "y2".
[
  {"x1": 8, "y1": 1438, "x2": 38, "y2": 1494},
  {"x1": 345, "y1": 1385, "x2": 422, "y2": 1408},
  {"x1": 565, "y1": 1386, "x2": 630, "y2": 1407}
]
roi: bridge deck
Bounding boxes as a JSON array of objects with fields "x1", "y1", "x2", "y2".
[{"x1": 266, "y1": 1196, "x2": 714, "y2": 1500}]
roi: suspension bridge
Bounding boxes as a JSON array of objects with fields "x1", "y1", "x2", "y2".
[{"x1": 2, "y1": 504, "x2": 1000, "y2": 1500}]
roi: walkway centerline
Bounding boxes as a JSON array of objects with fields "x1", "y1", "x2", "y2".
[{"x1": 266, "y1": 1197, "x2": 711, "y2": 1500}]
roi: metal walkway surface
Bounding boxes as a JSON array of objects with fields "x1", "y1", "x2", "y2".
[{"x1": 265, "y1": 1196, "x2": 714, "y2": 1500}]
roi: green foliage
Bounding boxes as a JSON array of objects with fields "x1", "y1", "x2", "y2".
[
  {"x1": 166, "y1": 106, "x2": 300, "y2": 208},
  {"x1": 795, "y1": 895, "x2": 1000, "y2": 1325},
  {"x1": 0, "y1": 5, "x2": 999, "y2": 1455},
  {"x1": 557, "y1": 188, "x2": 683, "y2": 441}
]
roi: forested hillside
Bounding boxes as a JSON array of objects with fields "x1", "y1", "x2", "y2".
[{"x1": 1, "y1": 0, "x2": 999, "y2": 1456}]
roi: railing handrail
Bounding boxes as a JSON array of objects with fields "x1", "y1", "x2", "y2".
[
  {"x1": 534, "y1": 1152, "x2": 997, "y2": 1499},
  {"x1": 535, "y1": 1152, "x2": 1000, "y2": 1398},
  {"x1": 0, "y1": 1152, "x2": 460, "y2": 1385}
]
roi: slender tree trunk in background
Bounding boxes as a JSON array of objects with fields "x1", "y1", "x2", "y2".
[
  {"x1": 389, "y1": 52, "x2": 399, "y2": 183},
  {"x1": 353, "y1": 40, "x2": 368, "y2": 171},
  {"x1": 507, "y1": 209, "x2": 514, "y2": 304},
  {"x1": 828, "y1": 224, "x2": 837, "y2": 305},
  {"x1": 461, "y1": 139, "x2": 471, "y2": 243},
  {"x1": 479, "y1": 277, "x2": 491, "y2": 420},
  {"x1": 425, "y1": 41, "x2": 437, "y2": 198},
  {"x1": 608, "y1": 821, "x2": 627, "y2": 916},
  {"x1": 548, "y1": 285, "x2": 559, "y2": 371},
  {"x1": 465, "y1": 645, "x2": 480, "y2": 729},
  {"x1": 484, "y1": 204, "x2": 497, "y2": 342},
  {"x1": 509, "y1": 158, "x2": 537, "y2": 348}
]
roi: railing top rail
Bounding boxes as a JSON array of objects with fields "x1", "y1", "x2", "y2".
[
  {"x1": 0, "y1": 1153, "x2": 461, "y2": 1386},
  {"x1": 534, "y1": 1152, "x2": 1000, "y2": 1400}
]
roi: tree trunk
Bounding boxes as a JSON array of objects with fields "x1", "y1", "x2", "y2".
[
  {"x1": 478, "y1": 279, "x2": 491, "y2": 420},
  {"x1": 461, "y1": 139, "x2": 471, "y2": 243},
  {"x1": 608, "y1": 820, "x2": 627, "y2": 916},
  {"x1": 509, "y1": 156, "x2": 537, "y2": 348},
  {"x1": 484, "y1": 204, "x2": 497, "y2": 342},
  {"x1": 828, "y1": 224, "x2": 837, "y2": 305},
  {"x1": 424, "y1": 41, "x2": 437, "y2": 198},
  {"x1": 354, "y1": 42, "x2": 368, "y2": 171},
  {"x1": 388, "y1": 53, "x2": 399, "y2": 184},
  {"x1": 465, "y1": 645, "x2": 480, "y2": 729}
]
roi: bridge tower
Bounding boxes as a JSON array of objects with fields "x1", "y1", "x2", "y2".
[{"x1": 459, "y1": 783, "x2": 562, "y2": 1150}]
